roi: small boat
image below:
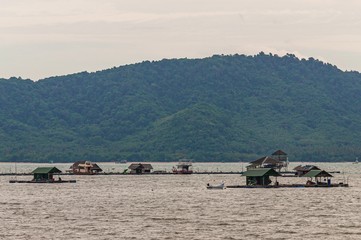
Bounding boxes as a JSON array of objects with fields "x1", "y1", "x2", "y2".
[{"x1": 206, "y1": 182, "x2": 225, "y2": 189}]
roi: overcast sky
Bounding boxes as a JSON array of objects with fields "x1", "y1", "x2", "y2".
[{"x1": 1, "y1": 0, "x2": 361, "y2": 80}]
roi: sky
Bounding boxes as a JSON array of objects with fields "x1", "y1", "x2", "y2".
[{"x1": 1, "y1": 0, "x2": 361, "y2": 80}]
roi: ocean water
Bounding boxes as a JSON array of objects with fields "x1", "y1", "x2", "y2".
[{"x1": 0, "y1": 162, "x2": 360, "y2": 240}]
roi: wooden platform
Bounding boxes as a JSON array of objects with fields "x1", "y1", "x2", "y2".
[
  {"x1": 0, "y1": 170, "x2": 342, "y2": 177},
  {"x1": 226, "y1": 183, "x2": 349, "y2": 188},
  {"x1": 9, "y1": 180, "x2": 76, "y2": 183},
  {"x1": 1, "y1": 171, "x2": 242, "y2": 176}
]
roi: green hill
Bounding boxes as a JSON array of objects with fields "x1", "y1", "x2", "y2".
[{"x1": 1, "y1": 53, "x2": 361, "y2": 162}]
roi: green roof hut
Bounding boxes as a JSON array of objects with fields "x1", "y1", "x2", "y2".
[
  {"x1": 31, "y1": 167, "x2": 62, "y2": 182},
  {"x1": 9, "y1": 167, "x2": 76, "y2": 183},
  {"x1": 303, "y1": 170, "x2": 333, "y2": 186},
  {"x1": 242, "y1": 168, "x2": 281, "y2": 186}
]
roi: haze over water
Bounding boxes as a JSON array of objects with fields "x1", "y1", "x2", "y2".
[{"x1": 0, "y1": 162, "x2": 360, "y2": 239}]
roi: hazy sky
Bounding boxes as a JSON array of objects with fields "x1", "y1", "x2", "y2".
[{"x1": 1, "y1": 0, "x2": 361, "y2": 80}]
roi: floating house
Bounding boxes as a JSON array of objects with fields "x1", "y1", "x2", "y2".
[
  {"x1": 302, "y1": 170, "x2": 333, "y2": 186},
  {"x1": 173, "y1": 161, "x2": 193, "y2": 174},
  {"x1": 293, "y1": 165, "x2": 321, "y2": 176},
  {"x1": 242, "y1": 168, "x2": 281, "y2": 186},
  {"x1": 226, "y1": 168, "x2": 348, "y2": 188},
  {"x1": 247, "y1": 156, "x2": 284, "y2": 171},
  {"x1": 9, "y1": 167, "x2": 76, "y2": 183},
  {"x1": 32, "y1": 167, "x2": 62, "y2": 182},
  {"x1": 68, "y1": 161, "x2": 103, "y2": 175},
  {"x1": 128, "y1": 163, "x2": 153, "y2": 174}
]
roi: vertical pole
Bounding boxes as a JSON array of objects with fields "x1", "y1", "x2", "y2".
[{"x1": 15, "y1": 162, "x2": 17, "y2": 181}]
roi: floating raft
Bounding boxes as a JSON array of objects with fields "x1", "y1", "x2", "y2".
[
  {"x1": 226, "y1": 183, "x2": 349, "y2": 188},
  {"x1": 9, "y1": 180, "x2": 76, "y2": 184},
  {"x1": 1, "y1": 171, "x2": 242, "y2": 176}
]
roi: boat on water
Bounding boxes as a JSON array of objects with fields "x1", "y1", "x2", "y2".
[{"x1": 207, "y1": 183, "x2": 225, "y2": 189}]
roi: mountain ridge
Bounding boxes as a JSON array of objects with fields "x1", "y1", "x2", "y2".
[{"x1": 1, "y1": 53, "x2": 361, "y2": 162}]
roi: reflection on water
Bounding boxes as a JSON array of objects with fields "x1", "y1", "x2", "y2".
[{"x1": 0, "y1": 162, "x2": 360, "y2": 239}]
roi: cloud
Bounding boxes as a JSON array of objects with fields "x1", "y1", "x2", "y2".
[{"x1": 1, "y1": 0, "x2": 361, "y2": 79}]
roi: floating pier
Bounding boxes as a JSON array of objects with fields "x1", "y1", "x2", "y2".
[
  {"x1": 226, "y1": 183, "x2": 349, "y2": 188},
  {"x1": 9, "y1": 179, "x2": 76, "y2": 183},
  {"x1": 0, "y1": 170, "x2": 342, "y2": 176},
  {"x1": 1, "y1": 171, "x2": 242, "y2": 176}
]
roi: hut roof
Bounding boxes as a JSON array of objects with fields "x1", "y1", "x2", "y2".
[
  {"x1": 293, "y1": 165, "x2": 320, "y2": 171},
  {"x1": 242, "y1": 168, "x2": 281, "y2": 177},
  {"x1": 250, "y1": 156, "x2": 281, "y2": 166},
  {"x1": 31, "y1": 167, "x2": 62, "y2": 174},
  {"x1": 176, "y1": 161, "x2": 192, "y2": 167},
  {"x1": 271, "y1": 150, "x2": 287, "y2": 156},
  {"x1": 302, "y1": 170, "x2": 333, "y2": 178},
  {"x1": 128, "y1": 163, "x2": 153, "y2": 170}
]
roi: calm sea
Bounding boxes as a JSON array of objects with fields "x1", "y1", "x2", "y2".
[{"x1": 0, "y1": 162, "x2": 360, "y2": 240}]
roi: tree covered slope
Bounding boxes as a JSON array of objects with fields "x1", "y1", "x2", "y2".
[{"x1": 1, "y1": 53, "x2": 361, "y2": 162}]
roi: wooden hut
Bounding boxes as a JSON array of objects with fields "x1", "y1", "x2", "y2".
[
  {"x1": 32, "y1": 167, "x2": 62, "y2": 182},
  {"x1": 173, "y1": 161, "x2": 193, "y2": 174},
  {"x1": 247, "y1": 156, "x2": 283, "y2": 170},
  {"x1": 293, "y1": 165, "x2": 321, "y2": 176},
  {"x1": 242, "y1": 168, "x2": 281, "y2": 186},
  {"x1": 271, "y1": 150, "x2": 287, "y2": 161},
  {"x1": 302, "y1": 170, "x2": 333, "y2": 186},
  {"x1": 68, "y1": 161, "x2": 103, "y2": 175},
  {"x1": 128, "y1": 163, "x2": 153, "y2": 174}
]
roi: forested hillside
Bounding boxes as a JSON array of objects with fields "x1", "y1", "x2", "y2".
[{"x1": 1, "y1": 53, "x2": 361, "y2": 162}]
